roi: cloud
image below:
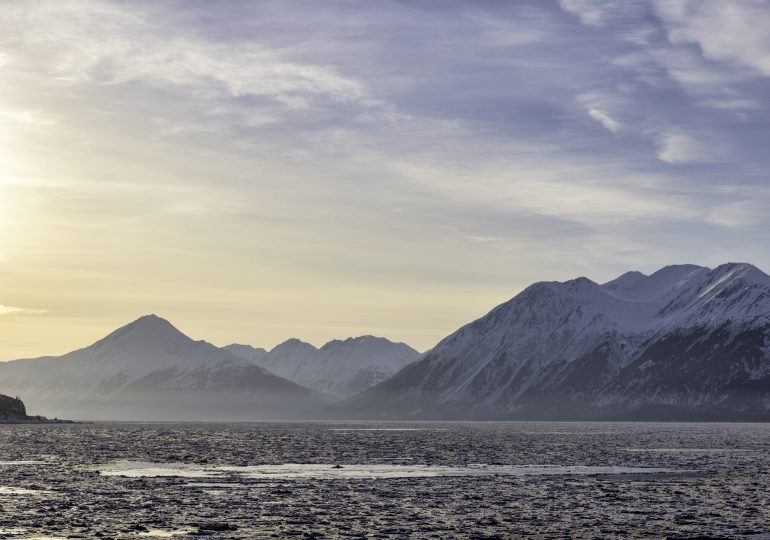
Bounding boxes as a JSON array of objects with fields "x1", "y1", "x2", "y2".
[
  {"x1": 613, "y1": 47, "x2": 750, "y2": 96},
  {"x1": 395, "y1": 158, "x2": 698, "y2": 227},
  {"x1": 0, "y1": 305, "x2": 47, "y2": 317},
  {"x1": 577, "y1": 92, "x2": 623, "y2": 134},
  {"x1": 559, "y1": 0, "x2": 616, "y2": 26},
  {"x1": 618, "y1": 24, "x2": 659, "y2": 46},
  {"x1": 655, "y1": 0, "x2": 770, "y2": 77},
  {"x1": 705, "y1": 185, "x2": 770, "y2": 229},
  {"x1": 0, "y1": 1, "x2": 368, "y2": 113},
  {"x1": 696, "y1": 97, "x2": 760, "y2": 110},
  {"x1": 708, "y1": 199, "x2": 770, "y2": 229},
  {"x1": 0, "y1": 108, "x2": 57, "y2": 127},
  {"x1": 586, "y1": 107, "x2": 621, "y2": 133},
  {"x1": 655, "y1": 131, "x2": 724, "y2": 165}
]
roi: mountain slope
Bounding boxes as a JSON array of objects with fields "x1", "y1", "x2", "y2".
[
  {"x1": 244, "y1": 336, "x2": 420, "y2": 398},
  {"x1": 0, "y1": 315, "x2": 327, "y2": 421},
  {"x1": 223, "y1": 343, "x2": 268, "y2": 364},
  {"x1": 296, "y1": 336, "x2": 420, "y2": 398},
  {"x1": 333, "y1": 263, "x2": 770, "y2": 420}
]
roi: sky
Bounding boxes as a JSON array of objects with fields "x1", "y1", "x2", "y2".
[{"x1": 1, "y1": 0, "x2": 770, "y2": 359}]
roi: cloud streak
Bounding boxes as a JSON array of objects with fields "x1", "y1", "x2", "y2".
[{"x1": 0, "y1": 305, "x2": 47, "y2": 317}]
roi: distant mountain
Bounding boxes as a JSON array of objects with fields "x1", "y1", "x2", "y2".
[
  {"x1": 255, "y1": 338, "x2": 320, "y2": 381},
  {"x1": 236, "y1": 336, "x2": 420, "y2": 398},
  {"x1": 223, "y1": 343, "x2": 268, "y2": 364},
  {"x1": 334, "y1": 263, "x2": 770, "y2": 421},
  {"x1": 0, "y1": 315, "x2": 327, "y2": 421}
]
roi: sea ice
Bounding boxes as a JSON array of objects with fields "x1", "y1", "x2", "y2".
[
  {"x1": 329, "y1": 428, "x2": 445, "y2": 431},
  {"x1": 0, "y1": 486, "x2": 50, "y2": 495},
  {"x1": 91, "y1": 461, "x2": 218, "y2": 478},
  {"x1": 92, "y1": 461, "x2": 679, "y2": 480}
]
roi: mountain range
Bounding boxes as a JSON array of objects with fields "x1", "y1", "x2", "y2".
[
  {"x1": 226, "y1": 337, "x2": 419, "y2": 398},
  {"x1": 0, "y1": 315, "x2": 418, "y2": 420},
  {"x1": 0, "y1": 315, "x2": 327, "y2": 421},
  {"x1": 2, "y1": 262, "x2": 769, "y2": 421},
  {"x1": 334, "y1": 262, "x2": 770, "y2": 421}
]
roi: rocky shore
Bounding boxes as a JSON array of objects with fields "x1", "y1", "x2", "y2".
[{"x1": 0, "y1": 394, "x2": 72, "y2": 424}]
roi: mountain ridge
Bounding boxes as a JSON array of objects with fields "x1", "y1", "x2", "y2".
[
  {"x1": 0, "y1": 315, "x2": 328, "y2": 421},
  {"x1": 331, "y1": 262, "x2": 770, "y2": 420},
  {"x1": 227, "y1": 335, "x2": 420, "y2": 398}
]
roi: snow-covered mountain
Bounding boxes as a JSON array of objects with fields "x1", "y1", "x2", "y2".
[
  {"x1": 223, "y1": 343, "x2": 268, "y2": 364},
  {"x1": 334, "y1": 263, "x2": 770, "y2": 420},
  {"x1": 229, "y1": 336, "x2": 420, "y2": 398},
  {"x1": 0, "y1": 315, "x2": 327, "y2": 421}
]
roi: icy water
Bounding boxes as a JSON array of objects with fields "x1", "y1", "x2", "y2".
[{"x1": 1, "y1": 422, "x2": 769, "y2": 538}]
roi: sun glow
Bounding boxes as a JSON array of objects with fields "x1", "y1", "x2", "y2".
[{"x1": 0, "y1": 135, "x2": 25, "y2": 254}]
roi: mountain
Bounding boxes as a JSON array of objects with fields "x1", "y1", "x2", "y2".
[
  {"x1": 333, "y1": 263, "x2": 770, "y2": 420},
  {"x1": 309, "y1": 337, "x2": 421, "y2": 397},
  {"x1": 223, "y1": 343, "x2": 268, "y2": 364},
  {"x1": 0, "y1": 315, "x2": 328, "y2": 421},
  {"x1": 235, "y1": 336, "x2": 420, "y2": 398}
]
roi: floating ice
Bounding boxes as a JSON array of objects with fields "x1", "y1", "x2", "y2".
[
  {"x1": 623, "y1": 448, "x2": 752, "y2": 453},
  {"x1": 92, "y1": 461, "x2": 680, "y2": 480},
  {"x1": 0, "y1": 486, "x2": 50, "y2": 495},
  {"x1": 137, "y1": 529, "x2": 195, "y2": 537},
  {"x1": 93, "y1": 461, "x2": 218, "y2": 478},
  {"x1": 330, "y1": 428, "x2": 446, "y2": 431}
]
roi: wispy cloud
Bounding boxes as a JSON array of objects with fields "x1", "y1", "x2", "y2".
[
  {"x1": 655, "y1": 0, "x2": 770, "y2": 77},
  {"x1": 559, "y1": 0, "x2": 630, "y2": 26},
  {"x1": 1, "y1": 1, "x2": 370, "y2": 115},
  {"x1": 586, "y1": 107, "x2": 621, "y2": 134},
  {"x1": 0, "y1": 305, "x2": 47, "y2": 317},
  {"x1": 577, "y1": 92, "x2": 624, "y2": 134},
  {"x1": 0, "y1": 107, "x2": 57, "y2": 127},
  {"x1": 655, "y1": 131, "x2": 725, "y2": 165}
]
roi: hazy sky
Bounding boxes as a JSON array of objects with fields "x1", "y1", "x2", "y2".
[{"x1": 2, "y1": 0, "x2": 770, "y2": 359}]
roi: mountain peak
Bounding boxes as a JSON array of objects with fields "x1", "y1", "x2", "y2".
[
  {"x1": 270, "y1": 338, "x2": 318, "y2": 354},
  {"x1": 131, "y1": 313, "x2": 174, "y2": 327},
  {"x1": 223, "y1": 343, "x2": 269, "y2": 364},
  {"x1": 337, "y1": 261, "x2": 770, "y2": 421},
  {"x1": 602, "y1": 270, "x2": 647, "y2": 289},
  {"x1": 562, "y1": 276, "x2": 598, "y2": 288},
  {"x1": 123, "y1": 313, "x2": 183, "y2": 336},
  {"x1": 343, "y1": 335, "x2": 385, "y2": 344},
  {"x1": 646, "y1": 264, "x2": 707, "y2": 285},
  {"x1": 318, "y1": 335, "x2": 398, "y2": 352},
  {"x1": 92, "y1": 314, "x2": 191, "y2": 351},
  {"x1": 704, "y1": 262, "x2": 770, "y2": 289}
]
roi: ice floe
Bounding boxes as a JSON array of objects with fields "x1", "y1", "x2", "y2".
[{"x1": 92, "y1": 461, "x2": 680, "y2": 480}]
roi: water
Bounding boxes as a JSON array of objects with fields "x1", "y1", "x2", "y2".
[
  {"x1": 0, "y1": 421, "x2": 769, "y2": 538},
  {"x1": 92, "y1": 460, "x2": 679, "y2": 479}
]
